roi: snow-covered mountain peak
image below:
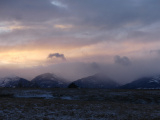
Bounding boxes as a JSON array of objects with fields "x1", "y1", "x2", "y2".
[
  {"x1": 0, "y1": 75, "x2": 20, "y2": 83},
  {"x1": 31, "y1": 73, "x2": 68, "y2": 88},
  {"x1": 149, "y1": 75, "x2": 160, "y2": 84},
  {"x1": 38, "y1": 73, "x2": 59, "y2": 80},
  {"x1": 0, "y1": 75, "x2": 31, "y2": 88}
]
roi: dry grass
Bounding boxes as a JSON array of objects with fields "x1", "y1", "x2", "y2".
[{"x1": 0, "y1": 88, "x2": 160, "y2": 120}]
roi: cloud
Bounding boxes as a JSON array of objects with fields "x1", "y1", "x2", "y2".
[
  {"x1": 60, "y1": 0, "x2": 160, "y2": 29},
  {"x1": 47, "y1": 53, "x2": 66, "y2": 60},
  {"x1": 90, "y1": 62, "x2": 100, "y2": 70},
  {"x1": 2, "y1": 0, "x2": 160, "y2": 27},
  {"x1": 150, "y1": 50, "x2": 160, "y2": 55},
  {"x1": 0, "y1": 0, "x2": 67, "y2": 22},
  {"x1": 114, "y1": 55, "x2": 131, "y2": 66},
  {"x1": 1, "y1": 0, "x2": 160, "y2": 84},
  {"x1": 1, "y1": 0, "x2": 160, "y2": 48}
]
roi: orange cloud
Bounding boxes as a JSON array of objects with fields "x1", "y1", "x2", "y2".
[
  {"x1": 54, "y1": 24, "x2": 73, "y2": 29},
  {"x1": 0, "y1": 38, "x2": 159, "y2": 68}
]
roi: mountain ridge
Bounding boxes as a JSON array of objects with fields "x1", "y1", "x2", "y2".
[
  {"x1": 68, "y1": 73, "x2": 120, "y2": 89},
  {"x1": 0, "y1": 76, "x2": 31, "y2": 88},
  {"x1": 31, "y1": 73, "x2": 69, "y2": 88},
  {"x1": 119, "y1": 75, "x2": 160, "y2": 89}
]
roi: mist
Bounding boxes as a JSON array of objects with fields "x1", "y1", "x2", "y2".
[{"x1": 1, "y1": 55, "x2": 160, "y2": 85}]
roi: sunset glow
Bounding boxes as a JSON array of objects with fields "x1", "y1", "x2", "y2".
[{"x1": 0, "y1": 0, "x2": 160, "y2": 81}]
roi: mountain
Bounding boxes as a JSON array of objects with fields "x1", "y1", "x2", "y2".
[
  {"x1": 31, "y1": 73, "x2": 68, "y2": 88},
  {"x1": 0, "y1": 76, "x2": 31, "y2": 88},
  {"x1": 69, "y1": 73, "x2": 119, "y2": 89},
  {"x1": 120, "y1": 75, "x2": 160, "y2": 89}
]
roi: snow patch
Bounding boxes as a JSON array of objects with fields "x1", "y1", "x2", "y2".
[
  {"x1": 149, "y1": 75, "x2": 160, "y2": 84},
  {"x1": 0, "y1": 76, "x2": 20, "y2": 87}
]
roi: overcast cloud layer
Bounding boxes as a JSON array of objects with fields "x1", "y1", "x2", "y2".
[{"x1": 0, "y1": 0, "x2": 160, "y2": 83}]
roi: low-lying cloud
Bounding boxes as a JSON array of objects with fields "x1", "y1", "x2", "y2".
[
  {"x1": 47, "y1": 53, "x2": 66, "y2": 60},
  {"x1": 150, "y1": 50, "x2": 160, "y2": 55},
  {"x1": 114, "y1": 55, "x2": 131, "y2": 66}
]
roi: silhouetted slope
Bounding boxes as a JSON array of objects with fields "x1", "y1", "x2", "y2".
[{"x1": 70, "y1": 73, "x2": 119, "y2": 89}]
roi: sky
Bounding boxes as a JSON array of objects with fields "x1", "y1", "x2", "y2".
[{"x1": 0, "y1": 0, "x2": 160, "y2": 83}]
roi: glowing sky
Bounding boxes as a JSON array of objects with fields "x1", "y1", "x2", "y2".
[{"x1": 1, "y1": 0, "x2": 160, "y2": 83}]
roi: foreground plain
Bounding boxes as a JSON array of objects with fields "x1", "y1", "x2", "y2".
[{"x1": 0, "y1": 88, "x2": 160, "y2": 120}]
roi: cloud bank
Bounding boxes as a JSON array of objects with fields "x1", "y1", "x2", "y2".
[{"x1": 0, "y1": 0, "x2": 160, "y2": 83}]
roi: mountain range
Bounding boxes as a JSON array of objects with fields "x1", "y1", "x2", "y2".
[
  {"x1": 1, "y1": 73, "x2": 160, "y2": 89},
  {"x1": 0, "y1": 73, "x2": 68, "y2": 88}
]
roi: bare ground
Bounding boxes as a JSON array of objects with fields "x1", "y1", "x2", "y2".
[{"x1": 0, "y1": 88, "x2": 160, "y2": 120}]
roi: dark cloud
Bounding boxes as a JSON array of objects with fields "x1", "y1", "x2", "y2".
[
  {"x1": 0, "y1": 0, "x2": 67, "y2": 22},
  {"x1": 47, "y1": 53, "x2": 66, "y2": 60},
  {"x1": 114, "y1": 55, "x2": 131, "y2": 66},
  {"x1": 60, "y1": 0, "x2": 160, "y2": 29},
  {"x1": 1, "y1": 0, "x2": 160, "y2": 28},
  {"x1": 150, "y1": 50, "x2": 160, "y2": 55},
  {"x1": 1, "y1": 0, "x2": 160, "y2": 47}
]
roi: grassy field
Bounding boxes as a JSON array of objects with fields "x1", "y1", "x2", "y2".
[{"x1": 0, "y1": 88, "x2": 160, "y2": 120}]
